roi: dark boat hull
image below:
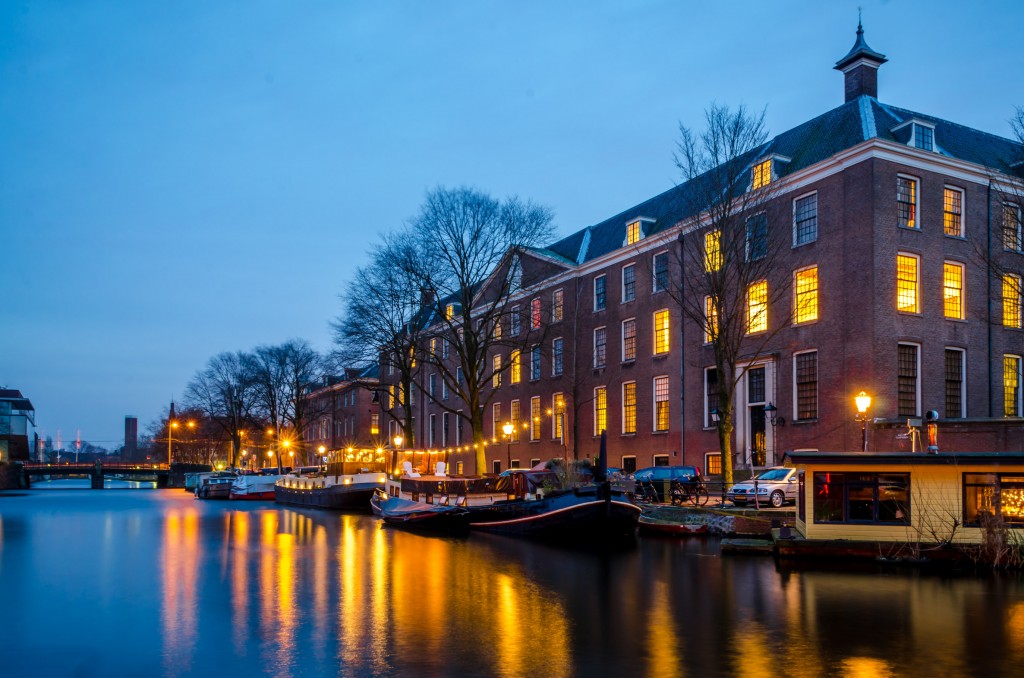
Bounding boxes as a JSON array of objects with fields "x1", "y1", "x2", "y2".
[
  {"x1": 637, "y1": 514, "x2": 709, "y2": 536},
  {"x1": 468, "y1": 487, "x2": 640, "y2": 540},
  {"x1": 374, "y1": 494, "x2": 470, "y2": 534},
  {"x1": 274, "y1": 482, "x2": 380, "y2": 510}
]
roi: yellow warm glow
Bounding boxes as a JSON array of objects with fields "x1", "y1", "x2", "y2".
[
  {"x1": 747, "y1": 280, "x2": 768, "y2": 333},
  {"x1": 794, "y1": 266, "x2": 819, "y2": 324},
  {"x1": 705, "y1": 295, "x2": 718, "y2": 342},
  {"x1": 943, "y1": 261, "x2": 964, "y2": 319},
  {"x1": 897, "y1": 254, "x2": 919, "y2": 313},
  {"x1": 752, "y1": 159, "x2": 772, "y2": 188},
  {"x1": 1004, "y1": 274, "x2": 1022, "y2": 328},
  {"x1": 626, "y1": 220, "x2": 641, "y2": 244},
  {"x1": 704, "y1": 229, "x2": 722, "y2": 272}
]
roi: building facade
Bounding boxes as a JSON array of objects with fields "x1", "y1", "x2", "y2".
[
  {"x1": 302, "y1": 366, "x2": 381, "y2": 457},
  {"x1": 378, "y1": 26, "x2": 1024, "y2": 476},
  {"x1": 0, "y1": 389, "x2": 36, "y2": 462}
]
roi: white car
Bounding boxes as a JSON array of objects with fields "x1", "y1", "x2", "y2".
[{"x1": 727, "y1": 467, "x2": 798, "y2": 508}]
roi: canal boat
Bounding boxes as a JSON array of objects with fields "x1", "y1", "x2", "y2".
[
  {"x1": 371, "y1": 491, "x2": 471, "y2": 534},
  {"x1": 195, "y1": 472, "x2": 236, "y2": 499},
  {"x1": 230, "y1": 473, "x2": 283, "y2": 500},
  {"x1": 274, "y1": 463, "x2": 386, "y2": 510}
]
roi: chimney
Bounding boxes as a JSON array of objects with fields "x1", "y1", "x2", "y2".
[{"x1": 834, "y1": 19, "x2": 887, "y2": 102}]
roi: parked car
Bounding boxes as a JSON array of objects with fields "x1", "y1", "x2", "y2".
[
  {"x1": 629, "y1": 466, "x2": 700, "y2": 502},
  {"x1": 727, "y1": 467, "x2": 798, "y2": 508}
]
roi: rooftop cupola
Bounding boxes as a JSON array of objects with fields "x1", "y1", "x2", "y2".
[{"x1": 834, "y1": 19, "x2": 887, "y2": 102}]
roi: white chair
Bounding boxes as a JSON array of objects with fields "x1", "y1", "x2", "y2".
[
  {"x1": 402, "y1": 461, "x2": 420, "y2": 478},
  {"x1": 435, "y1": 461, "x2": 447, "y2": 477}
]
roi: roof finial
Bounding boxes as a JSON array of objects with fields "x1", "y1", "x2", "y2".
[{"x1": 858, "y1": 6, "x2": 863, "y2": 32}]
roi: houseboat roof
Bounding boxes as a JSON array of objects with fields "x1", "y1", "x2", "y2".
[{"x1": 784, "y1": 451, "x2": 1024, "y2": 466}]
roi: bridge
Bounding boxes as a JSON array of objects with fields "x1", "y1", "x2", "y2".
[{"x1": 22, "y1": 462, "x2": 175, "y2": 489}]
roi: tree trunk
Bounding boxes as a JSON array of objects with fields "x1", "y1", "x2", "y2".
[{"x1": 472, "y1": 408, "x2": 486, "y2": 474}]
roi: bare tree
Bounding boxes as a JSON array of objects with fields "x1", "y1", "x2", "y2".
[
  {"x1": 669, "y1": 104, "x2": 791, "y2": 485},
  {"x1": 183, "y1": 351, "x2": 258, "y2": 468},
  {"x1": 398, "y1": 186, "x2": 556, "y2": 473}
]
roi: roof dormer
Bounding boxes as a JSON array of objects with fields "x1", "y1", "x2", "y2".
[
  {"x1": 624, "y1": 217, "x2": 655, "y2": 246},
  {"x1": 750, "y1": 154, "x2": 792, "y2": 189},
  {"x1": 891, "y1": 118, "x2": 937, "y2": 152}
]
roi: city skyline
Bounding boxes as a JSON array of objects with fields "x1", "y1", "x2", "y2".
[{"x1": 3, "y1": 1, "x2": 1023, "y2": 445}]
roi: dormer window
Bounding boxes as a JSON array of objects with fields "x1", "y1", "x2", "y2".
[
  {"x1": 914, "y1": 124, "x2": 934, "y2": 151},
  {"x1": 752, "y1": 160, "x2": 772, "y2": 189},
  {"x1": 445, "y1": 304, "x2": 454, "y2": 320},
  {"x1": 892, "y1": 119, "x2": 937, "y2": 152},
  {"x1": 626, "y1": 221, "x2": 641, "y2": 245}
]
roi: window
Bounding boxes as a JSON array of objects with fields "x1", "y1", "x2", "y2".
[
  {"x1": 747, "y1": 281, "x2": 768, "y2": 334},
  {"x1": 652, "y1": 252, "x2": 669, "y2": 292},
  {"x1": 594, "y1": 327, "x2": 607, "y2": 368},
  {"x1": 456, "y1": 411, "x2": 463, "y2": 445},
  {"x1": 621, "y1": 318, "x2": 637, "y2": 362},
  {"x1": 653, "y1": 376, "x2": 670, "y2": 432},
  {"x1": 552, "y1": 289, "x2": 564, "y2": 322},
  {"x1": 705, "y1": 453, "x2": 722, "y2": 476},
  {"x1": 964, "y1": 473, "x2": 1024, "y2": 526},
  {"x1": 456, "y1": 366, "x2": 464, "y2": 387},
  {"x1": 442, "y1": 412, "x2": 450, "y2": 446},
  {"x1": 511, "y1": 400, "x2": 521, "y2": 442},
  {"x1": 510, "y1": 307, "x2": 521, "y2": 336},
  {"x1": 1006, "y1": 355, "x2": 1022, "y2": 417},
  {"x1": 387, "y1": 384, "x2": 395, "y2": 410},
  {"x1": 622, "y1": 456, "x2": 637, "y2": 474},
  {"x1": 492, "y1": 403, "x2": 501, "y2": 439},
  {"x1": 442, "y1": 378, "x2": 449, "y2": 400},
  {"x1": 530, "y1": 346, "x2": 541, "y2": 381},
  {"x1": 552, "y1": 338, "x2": 564, "y2": 376},
  {"x1": 622, "y1": 382, "x2": 637, "y2": 434},
  {"x1": 944, "y1": 187, "x2": 964, "y2": 237},
  {"x1": 794, "y1": 351, "x2": 818, "y2": 420},
  {"x1": 370, "y1": 413, "x2": 379, "y2": 436},
  {"x1": 945, "y1": 348, "x2": 965, "y2": 418},
  {"x1": 702, "y1": 295, "x2": 718, "y2": 344},
  {"x1": 705, "y1": 368, "x2": 719, "y2": 428},
  {"x1": 594, "y1": 387, "x2": 607, "y2": 436},
  {"x1": 704, "y1": 230, "x2": 722, "y2": 272},
  {"x1": 530, "y1": 396, "x2": 541, "y2": 441},
  {"x1": 594, "y1": 275, "x2": 607, "y2": 311},
  {"x1": 1005, "y1": 203, "x2": 1023, "y2": 252},
  {"x1": 913, "y1": 124, "x2": 934, "y2": 151},
  {"x1": 511, "y1": 350, "x2": 521, "y2": 383},
  {"x1": 794, "y1": 192, "x2": 818, "y2": 245},
  {"x1": 552, "y1": 394, "x2": 564, "y2": 441},
  {"x1": 813, "y1": 473, "x2": 910, "y2": 524},
  {"x1": 745, "y1": 213, "x2": 767, "y2": 261},
  {"x1": 492, "y1": 354, "x2": 502, "y2": 388},
  {"x1": 752, "y1": 159, "x2": 771, "y2": 189},
  {"x1": 429, "y1": 373, "x2": 437, "y2": 398},
  {"x1": 531, "y1": 298, "x2": 542, "y2": 329},
  {"x1": 441, "y1": 338, "x2": 449, "y2": 359},
  {"x1": 897, "y1": 176, "x2": 918, "y2": 229},
  {"x1": 896, "y1": 253, "x2": 920, "y2": 313},
  {"x1": 1005, "y1": 274, "x2": 1023, "y2": 328},
  {"x1": 493, "y1": 317, "x2": 502, "y2": 339},
  {"x1": 794, "y1": 266, "x2": 819, "y2": 324},
  {"x1": 626, "y1": 220, "x2": 642, "y2": 245},
  {"x1": 898, "y1": 343, "x2": 920, "y2": 417},
  {"x1": 653, "y1": 455, "x2": 670, "y2": 467},
  {"x1": 622, "y1": 264, "x2": 636, "y2": 303},
  {"x1": 653, "y1": 310, "x2": 670, "y2": 354},
  {"x1": 509, "y1": 254, "x2": 522, "y2": 290},
  {"x1": 943, "y1": 261, "x2": 965, "y2": 320}
]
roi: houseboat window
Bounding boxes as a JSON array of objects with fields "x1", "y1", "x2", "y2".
[
  {"x1": 963, "y1": 473, "x2": 1024, "y2": 526},
  {"x1": 813, "y1": 472, "x2": 910, "y2": 525}
]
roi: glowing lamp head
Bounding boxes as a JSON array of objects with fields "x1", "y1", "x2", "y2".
[
  {"x1": 393, "y1": 435, "x2": 403, "y2": 448},
  {"x1": 855, "y1": 391, "x2": 872, "y2": 415},
  {"x1": 502, "y1": 422, "x2": 514, "y2": 437},
  {"x1": 318, "y1": 445, "x2": 326, "y2": 454}
]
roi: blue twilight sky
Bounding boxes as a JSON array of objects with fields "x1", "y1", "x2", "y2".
[{"x1": 2, "y1": 0, "x2": 1023, "y2": 448}]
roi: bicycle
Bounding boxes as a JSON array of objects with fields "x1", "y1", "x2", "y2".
[
  {"x1": 636, "y1": 479, "x2": 661, "y2": 504},
  {"x1": 671, "y1": 477, "x2": 710, "y2": 507}
]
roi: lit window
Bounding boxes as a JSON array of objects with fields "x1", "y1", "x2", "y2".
[
  {"x1": 794, "y1": 266, "x2": 819, "y2": 324},
  {"x1": 445, "y1": 303, "x2": 455, "y2": 320},
  {"x1": 493, "y1": 318, "x2": 502, "y2": 339},
  {"x1": 594, "y1": 327, "x2": 607, "y2": 368},
  {"x1": 1004, "y1": 274, "x2": 1023, "y2": 328},
  {"x1": 653, "y1": 376, "x2": 670, "y2": 432},
  {"x1": 530, "y1": 346, "x2": 541, "y2": 381},
  {"x1": 511, "y1": 400, "x2": 521, "y2": 442},
  {"x1": 898, "y1": 343, "x2": 920, "y2": 417},
  {"x1": 746, "y1": 214, "x2": 767, "y2": 261},
  {"x1": 409, "y1": 346, "x2": 416, "y2": 368},
  {"x1": 370, "y1": 413, "x2": 379, "y2": 435},
  {"x1": 1005, "y1": 204, "x2": 1023, "y2": 252},
  {"x1": 897, "y1": 176, "x2": 918, "y2": 229},
  {"x1": 654, "y1": 310, "x2": 670, "y2": 354},
  {"x1": 531, "y1": 298, "x2": 542, "y2": 329},
  {"x1": 896, "y1": 253, "x2": 919, "y2": 313},
  {"x1": 552, "y1": 338, "x2": 564, "y2": 376},
  {"x1": 492, "y1": 354, "x2": 502, "y2": 388},
  {"x1": 594, "y1": 387, "x2": 607, "y2": 436},
  {"x1": 622, "y1": 382, "x2": 637, "y2": 434},
  {"x1": 704, "y1": 296, "x2": 718, "y2": 343},
  {"x1": 552, "y1": 289, "x2": 564, "y2": 322},
  {"x1": 747, "y1": 281, "x2": 768, "y2": 334},
  {"x1": 626, "y1": 220, "x2": 642, "y2": 245},
  {"x1": 510, "y1": 349, "x2": 521, "y2": 383},
  {"x1": 752, "y1": 159, "x2": 772, "y2": 189},
  {"x1": 552, "y1": 394, "x2": 565, "y2": 440},
  {"x1": 530, "y1": 396, "x2": 541, "y2": 441},
  {"x1": 594, "y1": 275, "x2": 606, "y2": 311},
  {"x1": 1005, "y1": 355, "x2": 1022, "y2": 417},
  {"x1": 945, "y1": 349, "x2": 965, "y2": 418},
  {"x1": 622, "y1": 318, "x2": 637, "y2": 362},
  {"x1": 652, "y1": 252, "x2": 669, "y2": 292},
  {"x1": 794, "y1": 193, "x2": 817, "y2": 245},
  {"x1": 794, "y1": 351, "x2": 818, "y2": 420},
  {"x1": 943, "y1": 261, "x2": 965, "y2": 320},
  {"x1": 430, "y1": 337, "x2": 437, "y2": 356},
  {"x1": 510, "y1": 307, "x2": 520, "y2": 336},
  {"x1": 944, "y1": 187, "x2": 964, "y2": 237},
  {"x1": 704, "y1": 230, "x2": 722, "y2": 272},
  {"x1": 622, "y1": 264, "x2": 636, "y2": 302},
  {"x1": 387, "y1": 384, "x2": 395, "y2": 410}
]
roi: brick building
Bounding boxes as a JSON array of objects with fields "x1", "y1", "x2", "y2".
[
  {"x1": 379, "y1": 24, "x2": 1024, "y2": 476},
  {"x1": 302, "y1": 366, "x2": 380, "y2": 456}
]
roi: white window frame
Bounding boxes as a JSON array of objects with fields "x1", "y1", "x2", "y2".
[
  {"x1": 621, "y1": 317, "x2": 637, "y2": 363},
  {"x1": 621, "y1": 381, "x2": 637, "y2": 435},
  {"x1": 552, "y1": 288, "x2": 564, "y2": 322},
  {"x1": 653, "y1": 375, "x2": 670, "y2": 432},
  {"x1": 943, "y1": 260, "x2": 967, "y2": 321},
  {"x1": 593, "y1": 386, "x2": 607, "y2": 436},
  {"x1": 945, "y1": 347, "x2": 967, "y2": 419},
  {"x1": 898, "y1": 342, "x2": 922, "y2": 418},
  {"x1": 492, "y1": 402, "x2": 502, "y2": 440},
  {"x1": 552, "y1": 337, "x2": 564, "y2": 376},
  {"x1": 792, "y1": 190, "x2": 818, "y2": 247},
  {"x1": 896, "y1": 251, "x2": 921, "y2": 314},
  {"x1": 593, "y1": 274, "x2": 607, "y2": 311},
  {"x1": 593, "y1": 326, "x2": 607, "y2": 369},
  {"x1": 1006, "y1": 355, "x2": 1023, "y2": 417},
  {"x1": 704, "y1": 367, "x2": 718, "y2": 429},
  {"x1": 652, "y1": 250, "x2": 669, "y2": 293},
  {"x1": 943, "y1": 185, "x2": 965, "y2": 238},
  {"x1": 896, "y1": 174, "x2": 920, "y2": 230},
  {"x1": 791, "y1": 349, "x2": 819, "y2": 422},
  {"x1": 621, "y1": 263, "x2": 637, "y2": 303}
]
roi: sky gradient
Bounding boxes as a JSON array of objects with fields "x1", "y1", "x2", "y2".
[{"x1": 2, "y1": 0, "x2": 1023, "y2": 448}]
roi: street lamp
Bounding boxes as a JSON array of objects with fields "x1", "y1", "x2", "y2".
[
  {"x1": 502, "y1": 421, "x2": 514, "y2": 471},
  {"x1": 266, "y1": 449, "x2": 274, "y2": 468},
  {"x1": 167, "y1": 420, "x2": 179, "y2": 466},
  {"x1": 855, "y1": 391, "x2": 872, "y2": 452},
  {"x1": 318, "y1": 445, "x2": 326, "y2": 465}
]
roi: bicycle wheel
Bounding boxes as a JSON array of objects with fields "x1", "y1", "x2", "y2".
[{"x1": 691, "y1": 486, "x2": 710, "y2": 507}]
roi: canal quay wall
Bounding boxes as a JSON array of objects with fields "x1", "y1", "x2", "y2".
[
  {"x1": 0, "y1": 462, "x2": 28, "y2": 490},
  {"x1": 649, "y1": 505, "x2": 795, "y2": 536}
]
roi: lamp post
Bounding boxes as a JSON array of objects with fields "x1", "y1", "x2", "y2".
[
  {"x1": 167, "y1": 421, "x2": 179, "y2": 466},
  {"x1": 763, "y1": 402, "x2": 783, "y2": 465},
  {"x1": 502, "y1": 421, "x2": 514, "y2": 471},
  {"x1": 855, "y1": 391, "x2": 872, "y2": 452},
  {"x1": 318, "y1": 445, "x2": 326, "y2": 466}
]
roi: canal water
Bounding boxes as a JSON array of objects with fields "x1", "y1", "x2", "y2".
[{"x1": 2, "y1": 486, "x2": 1023, "y2": 677}]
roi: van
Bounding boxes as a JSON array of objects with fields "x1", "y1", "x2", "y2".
[{"x1": 629, "y1": 465, "x2": 699, "y2": 502}]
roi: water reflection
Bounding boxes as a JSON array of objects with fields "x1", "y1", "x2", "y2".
[{"x1": 3, "y1": 490, "x2": 1024, "y2": 677}]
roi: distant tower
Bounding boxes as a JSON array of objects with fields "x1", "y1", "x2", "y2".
[{"x1": 125, "y1": 416, "x2": 138, "y2": 460}]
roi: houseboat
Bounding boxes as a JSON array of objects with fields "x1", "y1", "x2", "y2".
[{"x1": 274, "y1": 458, "x2": 386, "y2": 510}]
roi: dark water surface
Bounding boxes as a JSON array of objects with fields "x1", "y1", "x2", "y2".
[{"x1": 2, "y1": 486, "x2": 1024, "y2": 677}]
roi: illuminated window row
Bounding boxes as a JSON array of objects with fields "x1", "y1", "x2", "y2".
[{"x1": 896, "y1": 253, "x2": 967, "y2": 320}]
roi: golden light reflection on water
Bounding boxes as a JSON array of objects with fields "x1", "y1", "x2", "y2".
[
  {"x1": 840, "y1": 656, "x2": 896, "y2": 677},
  {"x1": 230, "y1": 510, "x2": 250, "y2": 655},
  {"x1": 644, "y1": 580, "x2": 682, "y2": 678},
  {"x1": 161, "y1": 508, "x2": 200, "y2": 675}
]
